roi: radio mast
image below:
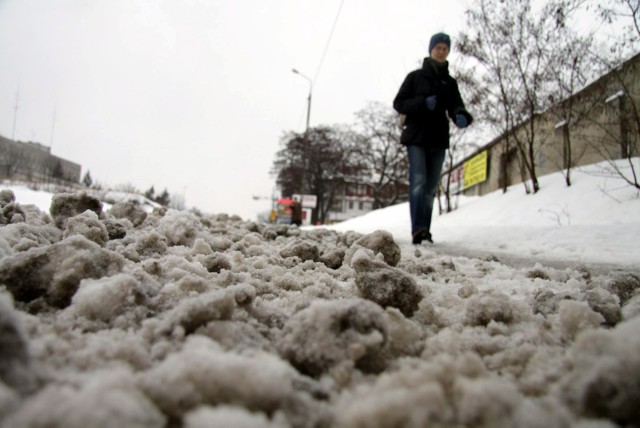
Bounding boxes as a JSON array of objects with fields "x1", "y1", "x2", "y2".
[{"x1": 11, "y1": 86, "x2": 19, "y2": 140}]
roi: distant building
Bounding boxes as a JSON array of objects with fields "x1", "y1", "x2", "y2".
[
  {"x1": 0, "y1": 135, "x2": 81, "y2": 184},
  {"x1": 326, "y1": 176, "x2": 408, "y2": 223},
  {"x1": 445, "y1": 52, "x2": 640, "y2": 196}
]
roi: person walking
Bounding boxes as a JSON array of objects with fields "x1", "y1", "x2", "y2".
[
  {"x1": 290, "y1": 196, "x2": 303, "y2": 227},
  {"x1": 393, "y1": 32, "x2": 473, "y2": 244}
]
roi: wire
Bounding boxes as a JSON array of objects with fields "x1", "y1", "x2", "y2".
[{"x1": 313, "y1": 0, "x2": 346, "y2": 84}]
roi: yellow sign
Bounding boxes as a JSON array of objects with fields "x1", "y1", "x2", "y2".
[{"x1": 463, "y1": 151, "x2": 488, "y2": 189}]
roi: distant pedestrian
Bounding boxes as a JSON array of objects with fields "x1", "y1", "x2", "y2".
[
  {"x1": 290, "y1": 197, "x2": 302, "y2": 226},
  {"x1": 393, "y1": 32, "x2": 473, "y2": 244}
]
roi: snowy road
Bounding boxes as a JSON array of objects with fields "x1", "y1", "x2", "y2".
[
  {"x1": 2, "y1": 192, "x2": 639, "y2": 426},
  {"x1": 429, "y1": 241, "x2": 640, "y2": 276},
  {"x1": 2, "y1": 157, "x2": 640, "y2": 426}
]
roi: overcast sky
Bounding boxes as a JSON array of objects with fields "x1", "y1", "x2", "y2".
[{"x1": 0, "y1": 0, "x2": 476, "y2": 219}]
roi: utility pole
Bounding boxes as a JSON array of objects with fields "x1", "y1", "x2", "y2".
[
  {"x1": 291, "y1": 68, "x2": 312, "y2": 194},
  {"x1": 292, "y1": 69, "x2": 312, "y2": 132},
  {"x1": 12, "y1": 86, "x2": 19, "y2": 140}
]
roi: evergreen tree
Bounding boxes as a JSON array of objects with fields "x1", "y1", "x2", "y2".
[
  {"x1": 82, "y1": 171, "x2": 93, "y2": 187},
  {"x1": 155, "y1": 188, "x2": 170, "y2": 206},
  {"x1": 144, "y1": 186, "x2": 156, "y2": 201}
]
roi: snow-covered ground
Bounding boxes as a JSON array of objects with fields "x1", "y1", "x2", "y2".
[
  {"x1": 0, "y1": 184, "x2": 163, "y2": 215},
  {"x1": 322, "y1": 158, "x2": 640, "y2": 272},
  {"x1": 0, "y1": 159, "x2": 639, "y2": 427}
]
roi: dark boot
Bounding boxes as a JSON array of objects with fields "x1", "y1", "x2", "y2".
[{"x1": 412, "y1": 229, "x2": 433, "y2": 244}]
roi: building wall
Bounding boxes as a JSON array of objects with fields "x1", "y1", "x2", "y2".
[
  {"x1": 453, "y1": 53, "x2": 640, "y2": 196},
  {"x1": 325, "y1": 178, "x2": 408, "y2": 223},
  {"x1": 328, "y1": 194, "x2": 375, "y2": 223},
  {"x1": 0, "y1": 136, "x2": 81, "y2": 183}
]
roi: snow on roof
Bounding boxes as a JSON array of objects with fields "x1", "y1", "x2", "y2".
[{"x1": 605, "y1": 90, "x2": 625, "y2": 103}]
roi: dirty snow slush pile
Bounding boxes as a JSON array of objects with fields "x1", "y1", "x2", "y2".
[{"x1": 1, "y1": 189, "x2": 639, "y2": 427}]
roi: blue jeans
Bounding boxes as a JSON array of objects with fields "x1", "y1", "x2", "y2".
[{"x1": 407, "y1": 146, "x2": 446, "y2": 234}]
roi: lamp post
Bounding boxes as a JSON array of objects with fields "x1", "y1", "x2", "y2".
[
  {"x1": 291, "y1": 68, "x2": 312, "y2": 132},
  {"x1": 292, "y1": 68, "x2": 313, "y2": 201}
]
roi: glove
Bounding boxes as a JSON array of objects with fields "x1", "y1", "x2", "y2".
[
  {"x1": 425, "y1": 95, "x2": 437, "y2": 111},
  {"x1": 455, "y1": 113, "x2": 468, "y2": 128}
]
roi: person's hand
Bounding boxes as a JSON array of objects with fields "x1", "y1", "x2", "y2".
[
  {"x1": 455, "y1": 113, "x2": 468, "y2": 128},
  {"x1": 425, "y1": 95, "x2": 437, "y2": 111}
]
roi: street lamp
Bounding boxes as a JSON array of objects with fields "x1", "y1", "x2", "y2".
[
  {"x1": 291, "y1": 68, "x2": 313, "y2": 217},
  {"x1": 292, "y1": 68, "x2": 312, "y2": 132}
]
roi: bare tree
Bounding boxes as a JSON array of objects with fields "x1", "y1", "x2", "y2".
[
  {"x1": 353, "y1": 101, "x2": 408, "y2": 209},
  {"x1": 438, "y1": 130, "x2": 468, "y2": 214},
  {"x1": 545, "y1": 32, "x2": 596, "y2": 186},
  {"x1": 437, "y1": 61, "x2": 486, "y2": 209},
  {"x1": 458, "y1": 0, "x2": 519, "y2": 193},
  {"x1": 583, "y1": 58, "x2": 640, "y2": 189},
  {"x1": 272, "y1": 126, "x2": 367, "y2": 224},
  {"x1": 458, "y1": 0, "x2": 585, "y2": 194},
  {"x1": 594, "y1": 0, "x2": 640, "y2": 49},
  {"x1": 583, "y1": 0, "x2": 640, "y2": 189}
]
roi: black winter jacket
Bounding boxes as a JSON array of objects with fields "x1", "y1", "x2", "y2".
[{"x1": 393, "y1": 58, "x2": 473, "y2": 149}]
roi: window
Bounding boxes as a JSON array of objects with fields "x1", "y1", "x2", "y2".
[
  {"x1": 358, "y1": 202, "x2": 364, "y2": 210},
  {"x1": 348, "y1": 201, "x2": 353, "y2": 210},
  {"x1": 331, "y1": 199, "x2": 343, "y2": 213}
]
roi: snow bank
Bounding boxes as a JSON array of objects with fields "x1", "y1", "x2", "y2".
[
  {"x1": 1, "y1": 190, "x2": 639, "y2": 427},
  {"x1": 324, "y1": 158, "x2": 640, "y2": 270}
]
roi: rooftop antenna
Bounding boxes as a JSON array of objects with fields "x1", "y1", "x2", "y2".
[{"x1": 11, "y1": 85, "x2": 19, "y2": 140}]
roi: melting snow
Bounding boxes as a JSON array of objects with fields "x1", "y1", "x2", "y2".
[{"x1": 0, "y1": 159, "x2": 639, "y2": 427}]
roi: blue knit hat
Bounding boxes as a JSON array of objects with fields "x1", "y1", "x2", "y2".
[{"x1": 429, "y1": 32, "x2": 451, "y2": 53}]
